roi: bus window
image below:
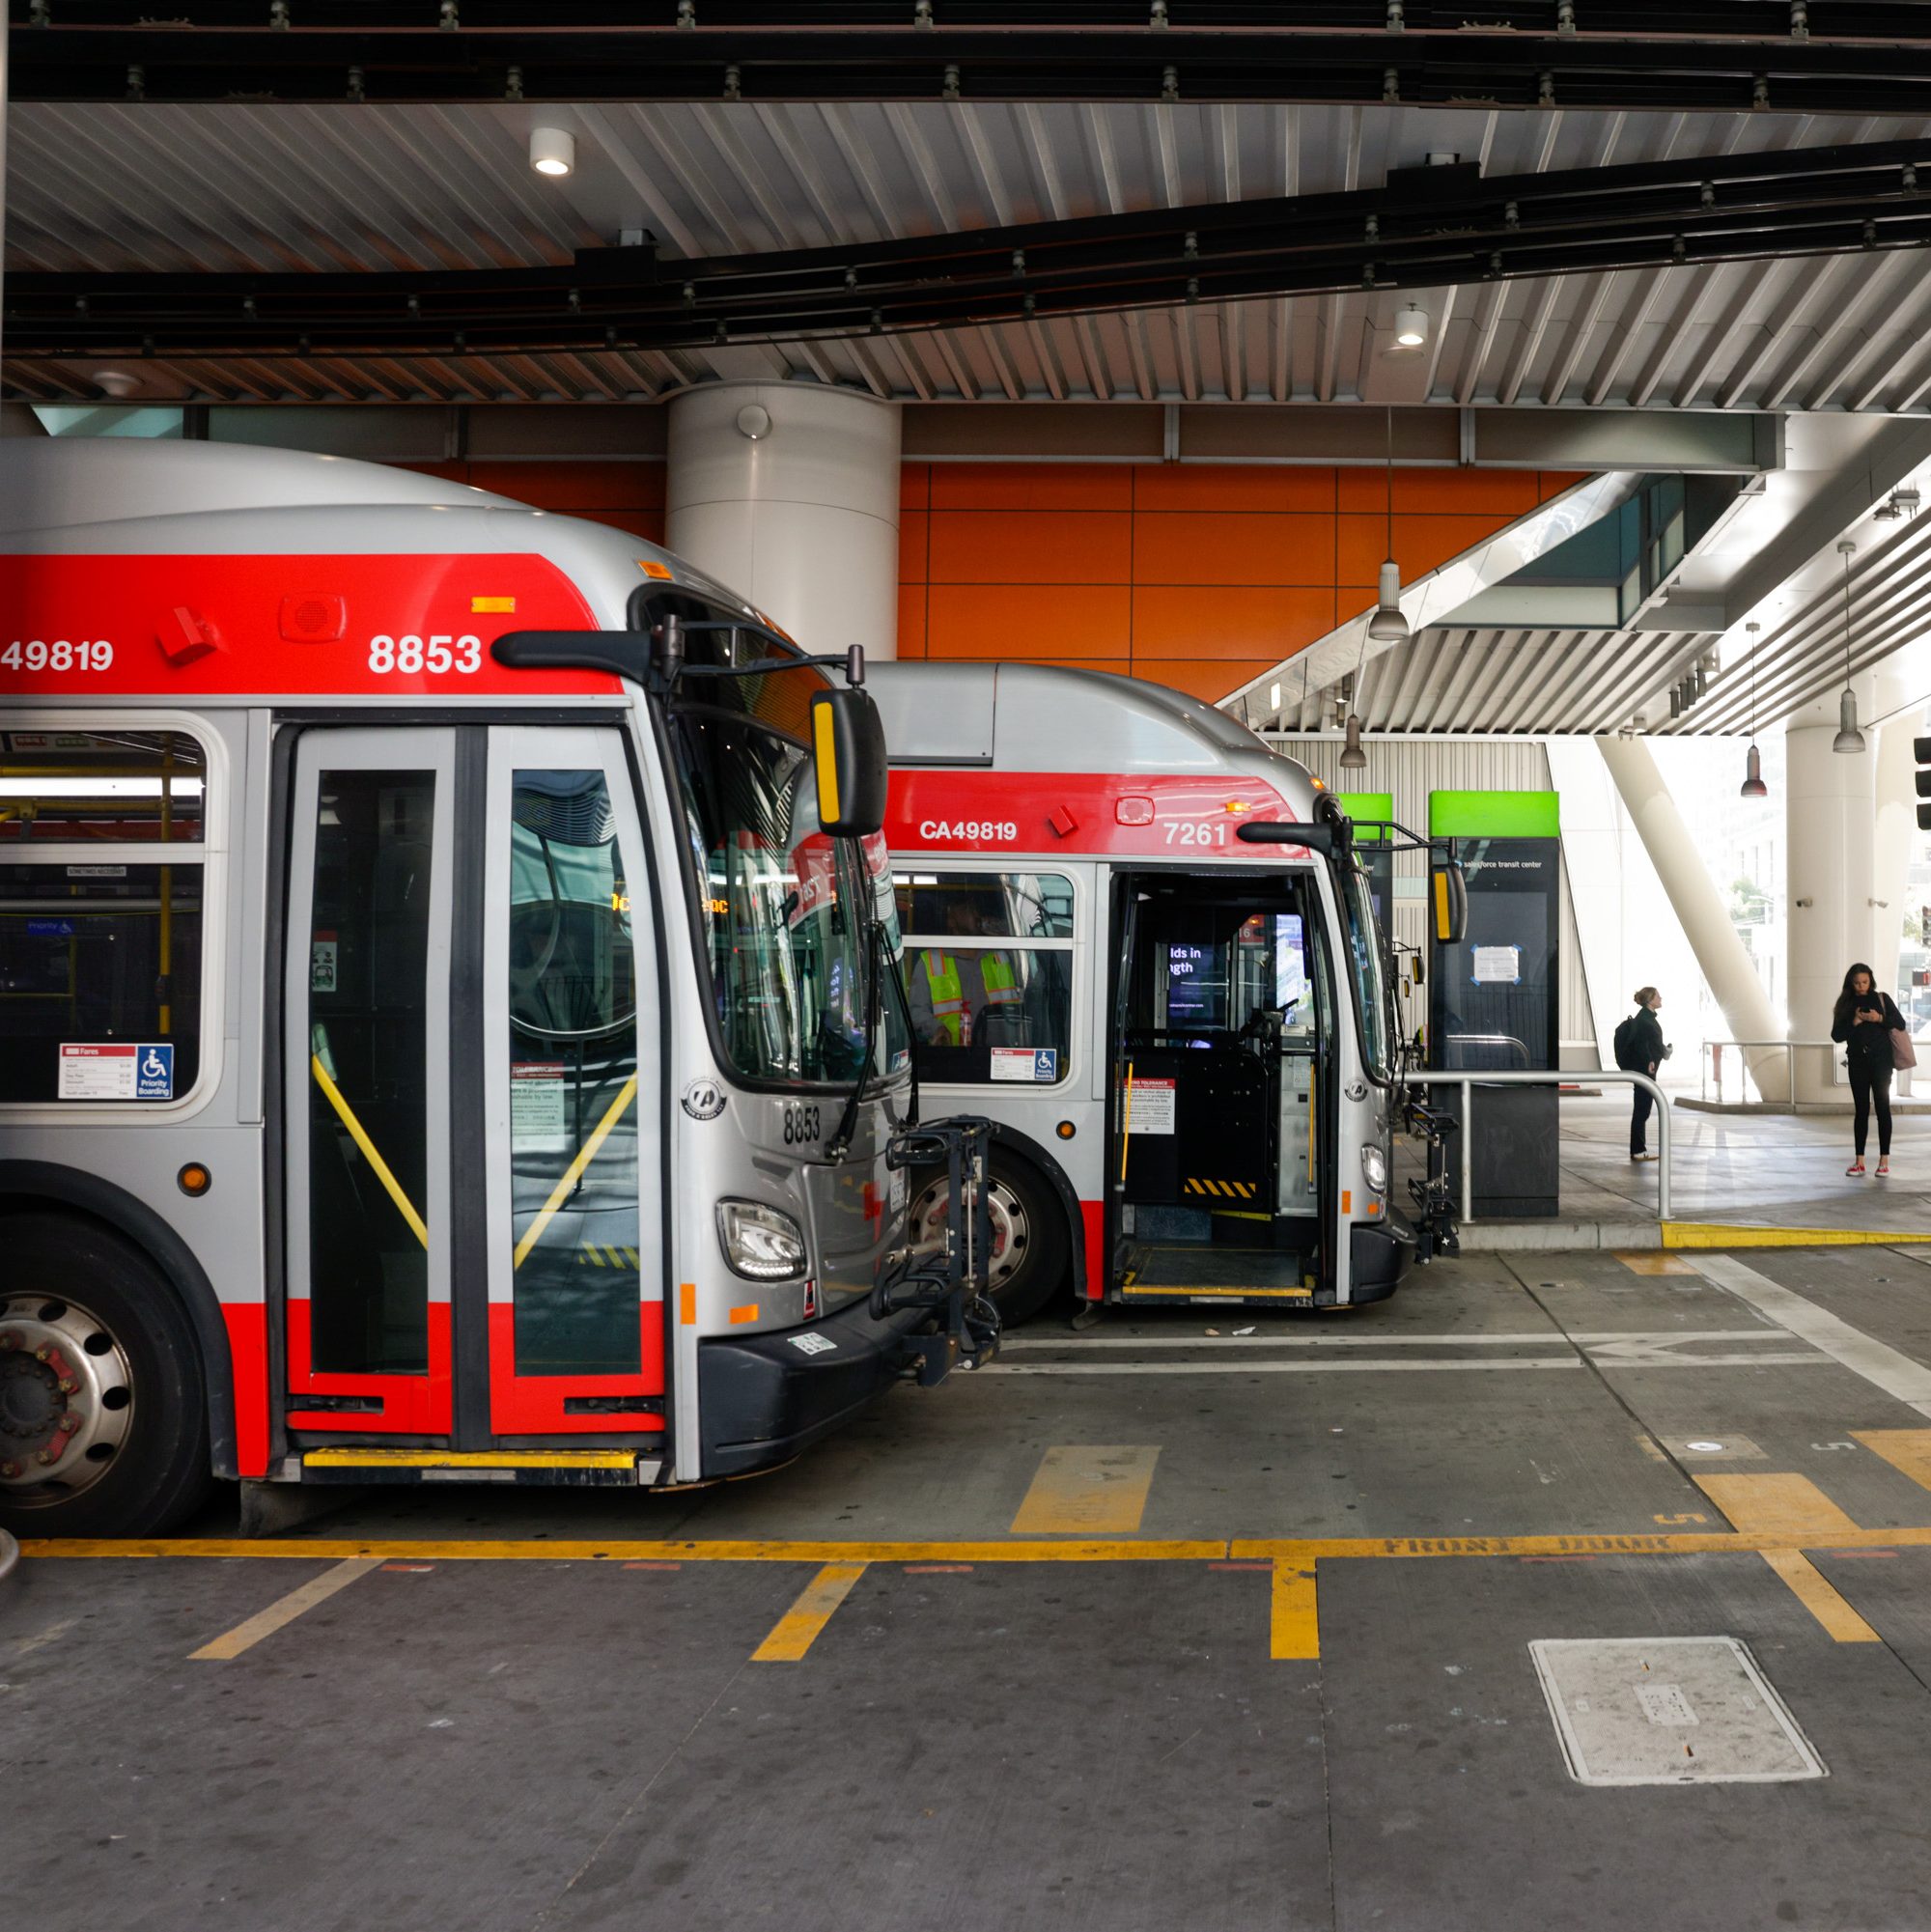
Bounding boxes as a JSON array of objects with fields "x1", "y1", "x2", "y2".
[
  {"x1": 306, "y1": 768, "x2": 434, "y2": 1376},
  {"x1": 672, "y1": 713, "x2": 875, "y2": 1089},
  {"x1": 894, "y1": 870, "x2": 1074, "y2": 1086},
  {"x1": 506, "y1": 768, "x2": 642, "y2": 1378},
  {"x1": 1339, "y1": 856, "x2": 1394, "y2": 1081},
  {"x1": 0, "y1": 728, "x2": 207, "y2": 1105}
]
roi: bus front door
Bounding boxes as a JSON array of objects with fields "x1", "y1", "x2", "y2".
[{"x1": 282, "y1": 725, "x2": 666, "y2": 1457}]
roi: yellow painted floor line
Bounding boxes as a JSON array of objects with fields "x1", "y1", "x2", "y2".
[
  {"x1": 751, "y1": 1562, "x2": 868, "y2": 1663},
  {"x1": 27, "y1": 1526, "x2": 1931, "y2": 1566},
  {"x1": 1853, "y1": 1429, "x2": 1931, "y2": 1493},
  {"x1": 1610, "y1": 1250, "x2": 1698, "y2": 1275},
  {"x1": 1009, "y1": 1445, "x2": 1161, "y2": 1535},
  {"x1": 188, "y1": 1556, "x2": 383, "y2": 1662},
  {"x1": 1270, "y1": 1560, "x2": 1319, "y2": 1661},
  {"x1": 1695, "y1": 1473, "x2": 1862, "y2": 1538},
  {"x1": 21, "y1": 1537, "x2": 1228, "y2": 1564},
  {"x1": 1759, "y1": 1550, "x2": 1882, "y2": 1642}
]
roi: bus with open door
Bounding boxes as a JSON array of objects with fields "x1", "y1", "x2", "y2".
[
  {"x1": 870, "y1": 661, "x2": 1417, "y2": 1323},
  {"x1": 0, "y1": 439, "x2": 993, "y2": 1538}
]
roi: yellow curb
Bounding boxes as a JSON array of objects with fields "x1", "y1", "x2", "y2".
[{"x1": 1662, "y1": 1221, "x2": 1931, "y2": 1249}]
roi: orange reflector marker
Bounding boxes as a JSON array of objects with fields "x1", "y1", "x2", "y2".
[
  {"x1": 637, "y1": 559, "x2": 675, "y2": 580},
  {"x1": 679, "y1": 1283, "x2": 697, "y2": 1326},
  {"x1": 1341, "y1": 1190, "x2": 1352, "y2": 1215},
  {"x1": 470, "y1": 595, "x2": 517, "y2": 614},
  {"x1": 729, "y1": 1303, "x2": 761, "y2": 1326},
  {"x1": 177, "y1": 1162, "x2": 211, "y2": 1197}
]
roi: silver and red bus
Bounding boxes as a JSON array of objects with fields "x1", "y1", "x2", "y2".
[
  {"x1": 0, "y1": 439, "x2": 991, "y2": 1538},
  {"x1": 869, "y1": 660, "x2": 1411, "y2": 1322}
]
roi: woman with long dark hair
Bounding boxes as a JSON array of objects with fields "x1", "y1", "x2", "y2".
[{"x1": 1830, "y1": 963, "x2": 1905, "y2": 1177}]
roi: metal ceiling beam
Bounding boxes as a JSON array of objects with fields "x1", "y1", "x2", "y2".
[
  {"x1": 14, "y1": 6, "x2": 1931, "y2": 116},
  {"x1": 9, "y1": 136, "x2": 1931, "y2": 366}
]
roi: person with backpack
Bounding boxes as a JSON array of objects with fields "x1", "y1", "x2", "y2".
[
  {"x1": 1831, "y1": 962, "x2": 1908, "y2": 1177},
  {"x1": 1613, "y1": 988, "x2": 1668, "y2": 1162}
]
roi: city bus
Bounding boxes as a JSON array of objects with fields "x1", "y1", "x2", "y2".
[
  {"x1": 869, "y1": 660, "x2": 1414, "y2": 1323},
  {"x1": 0, "y1": 438, "x2": 993, "y2": 1538}
]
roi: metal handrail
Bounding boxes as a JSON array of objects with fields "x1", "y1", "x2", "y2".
[
  {"x1": 1441, "y1": 1032, "x2": 1533, "y2": 1068},
  {"x1": 1697, "y1": 1037, "x2": 1835, "y2": 1108},
  {"x1": 0, "y1": 1527, "x2": 17, "y2": 1582},
  {"x1": 1406, "y1": 1068, "x2": 1670, "y2": 1222}
]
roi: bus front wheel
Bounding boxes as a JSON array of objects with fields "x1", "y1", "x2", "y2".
[
  {"x1": 0, "y1": 1215, "x2": 212, "y2": 1539},
  {"x1": 909, "y1": 1151, "x2": 1069, "y2": 1328}
]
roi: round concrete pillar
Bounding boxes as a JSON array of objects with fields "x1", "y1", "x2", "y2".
[
  {"x1": 1786, "y1": 683, "x2": 1878, "y2": 1101},
  {"x1": 665, "y1": 381, "x2": 902, "y2": 660}
]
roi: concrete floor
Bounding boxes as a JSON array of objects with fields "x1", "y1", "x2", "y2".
[
  {"x1": 12, "y1": 1243, "x2": 1931, "y2": 1928},
  {"x1": 1411, "y1": 1088, "x2": 1931, "y2": 1239}
]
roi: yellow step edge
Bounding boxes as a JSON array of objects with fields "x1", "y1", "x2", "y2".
[
  {"x1": 303, "y1": 1448, "x2": 639, "y2": 1470},
  {"x1": 1119, "y1": 1284, "x2": 1312, "y2": 1299}
]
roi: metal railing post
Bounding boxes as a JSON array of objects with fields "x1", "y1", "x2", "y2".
[
  {"x1": 1461, "y1": 1076, "x2": 1472, "y2": 1222},
  {"x1": 1404, "y1": 1067, "x2": 1673, "y2": 1229}
]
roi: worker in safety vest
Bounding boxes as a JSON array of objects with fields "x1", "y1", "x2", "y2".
[{"x1": 909, "y1": 896, "x2": 1022, "y2": 1047}]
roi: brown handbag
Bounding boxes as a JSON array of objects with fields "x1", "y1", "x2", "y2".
[{"x1": 1892, "y1": 1024, "x2": 1918, "y2": 1071}]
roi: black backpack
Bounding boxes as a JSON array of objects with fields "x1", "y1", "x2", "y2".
[{"x1": 1612, "y1": 1014, "x2": 1643, "y2": 1071}]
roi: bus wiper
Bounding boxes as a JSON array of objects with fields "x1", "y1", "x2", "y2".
[{"x1": 825, "y1": 915, "x2": 882, "y2": 1161}]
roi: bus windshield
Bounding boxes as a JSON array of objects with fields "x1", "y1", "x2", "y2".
[
  {"x1": 672, "y1": 708, "x2": 906, "y2": 1090},
  {"x1": 1339, "y1": 854, "x2": 1395, "y2": 1083}
]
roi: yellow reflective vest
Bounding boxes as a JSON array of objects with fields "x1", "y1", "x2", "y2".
[{"x1": 919, "y1": 948, "x2": 1019, "y2": 1046}]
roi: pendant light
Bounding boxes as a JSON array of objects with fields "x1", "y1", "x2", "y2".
[
  {"x1": 1832, "y1": 539, "x2": 1866, "y2": 754},
  {"x1": 1339, "y1": 673, "x2": 1367, "y2": 770},
  {"x1": 1739, "y1": 620, "x2": 1769, "y2": 798},
  {"x1": 1366, "y1": 406, "x2": 1411, "y2": 646}
]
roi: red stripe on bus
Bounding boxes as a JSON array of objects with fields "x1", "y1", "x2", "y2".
[
  {"x1": 485, "y1": 1302, "x2": 666, "y2": 1436},
  {"x1": 0, "y1": 552, "x2": 622, "y2": 698},
  {"x1": 885, "y1": 769, "x2": 1308, "y2": 859},
  {"x1": 220, "y1": 1302, "x2": 271, "y2": 1478},
  {"x1": 1079, "y1": 1198, "x2": 1106, "y2": 1302}
]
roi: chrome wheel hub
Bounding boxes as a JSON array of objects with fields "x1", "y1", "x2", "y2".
[
  {"x1": 909, "y1": 1175, "x2": 1029, "y2": 1293},
  {"x1": 0, "y1": 1294, "x2": 133, "y2": 1502}
]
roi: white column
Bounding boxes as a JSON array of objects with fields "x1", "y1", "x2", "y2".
[
  {"x1": 1598, "y1": 735, "x2": 1787, "y2": 1097},
  {"x1": 1870, "y1": 663, "x2": 1918, "y2": 1019},
  {"x1": 1785, "y1": 679, "x2": 1878, "y2": 1103},
  {"x1": 665, "y1": 380, "x2": 902, "y2": 660}
]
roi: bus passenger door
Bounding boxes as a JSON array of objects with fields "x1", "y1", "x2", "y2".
[
  {"x1": 481, "y1": 727, "x2": 665, "y2": 1440},
  {"x1": 284, "y1": 730, "x2": 457, "y2": 1434}
]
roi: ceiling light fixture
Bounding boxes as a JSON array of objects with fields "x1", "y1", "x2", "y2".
[
  {"x1": 1393, "y1": 303, "x2": 1429, "y2": 349},
  {"x1": 1740, "y1": 621, "x2": 1769, "y2": 798},
  {"x1": 1832, "y1": 540, "x2": 1866, "y2": 754},
  {"x1": 529, "y1": 126, "x2": 575, "y2": 178},
  {"x1": 1366, "y1": 406, "x2": 1411, "y2": 648}
]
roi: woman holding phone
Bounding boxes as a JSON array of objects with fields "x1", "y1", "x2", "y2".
[{"x1": 1830, "y1": 963, "x2": 1907, "y2": 1177}]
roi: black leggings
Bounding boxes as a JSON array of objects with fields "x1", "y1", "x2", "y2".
[
  {"x1": 1630, "y1": 1083, "x2": 1655, "y2": 1156},
  {"x1": 1849, "y1": 1056, "x2": 1893, "y2": 1159}
]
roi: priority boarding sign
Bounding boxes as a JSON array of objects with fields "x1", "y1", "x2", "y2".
[{"x1": 58, "y1": 1043, "x2": 175, "y2": 1101}]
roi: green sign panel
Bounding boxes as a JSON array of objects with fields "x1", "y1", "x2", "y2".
[{"x1": 1427, "y1": 790, "x2": 1559, "y2": 839}]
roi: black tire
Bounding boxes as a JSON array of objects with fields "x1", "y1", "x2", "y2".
[
  {"x1": 910, "y1": 1150, "x2": 1071, "y2": 1329},
  {"x1": 0, "y1": 1214, "x2": 212, "y2": 1538}
]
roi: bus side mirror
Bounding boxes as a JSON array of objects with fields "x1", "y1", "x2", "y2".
[
  {"x1": 1432, "y1": 859, "x2": 1468, "y2": 944},
  {"x1": 1235, "y1": 819, "x2": 1336, "y2": 858},
  {"x1": 811, "y1": 687, "x2": 888, "y2": 836}
]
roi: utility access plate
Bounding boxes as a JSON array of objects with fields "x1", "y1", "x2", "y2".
[{"x1": 1528, "y1": 1637, "x2": 1826, "y2": 1787}]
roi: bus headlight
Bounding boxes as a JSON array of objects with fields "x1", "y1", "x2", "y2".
[
  {"x1": 1359, "y1": 1144, "x2": 1387, "y2": 1195},
  {"x1": 716, "y1": 1200, "x2": 808, "y2": 1280}
]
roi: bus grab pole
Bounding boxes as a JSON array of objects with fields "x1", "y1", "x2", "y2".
[{"x1": 1410, "y1": 1069, "x2": 1670, "y2": 1224}]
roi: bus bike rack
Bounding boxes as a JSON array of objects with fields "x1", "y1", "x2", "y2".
[{"x1": 870, "y1": 1115, "x2": 1001, "y2": 1384}]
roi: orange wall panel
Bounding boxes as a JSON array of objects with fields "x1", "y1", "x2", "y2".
[
  {"x1": 928, "y1": 509, "x2": 1133, "y2": 586},
  {"x1": 927, "y1": 583, "x2": 1131, "y2": 660},
  {"x1": 1132, "y1": 585, "x2": 1337, "y2": 660},
  {"x1": 1132, "y1": 513, "x2": 1336, "y2": 588},
  {"x1": 899, "y1": 510, "x2": 930, "y2": 582},
  {"x1": 902, "y1": 462, "x2": 1571, "y2": 704},
  {"x1": 467, "y1": 460, "x2": 666, "y2": 511},
  {"x1": 1133, "y1": 466, "x2": 1337, "y2": 514},
  {"x1": 896, "y1": 582, "x2": 929, "y2": 658},
  {"x1": 929, "y1": 462, "x2": 1133, "y2": 512}
]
